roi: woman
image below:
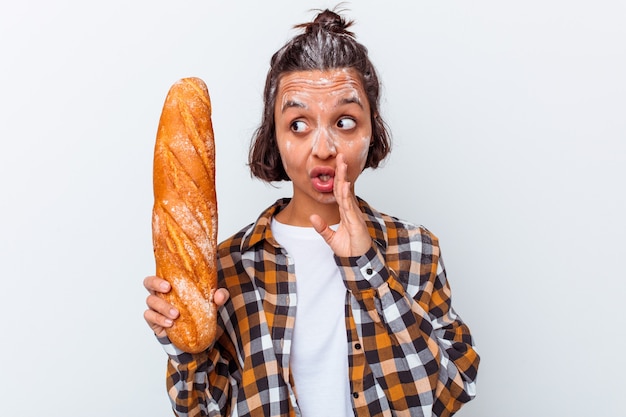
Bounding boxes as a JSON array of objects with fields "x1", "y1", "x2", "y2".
[{"x1": 144, "y1": 9, "x2": 479, "y2": 417}]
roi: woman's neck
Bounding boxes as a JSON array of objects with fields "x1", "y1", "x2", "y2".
[{"x1": 275, "y1": 198, "x2": 340, "y2": 227}]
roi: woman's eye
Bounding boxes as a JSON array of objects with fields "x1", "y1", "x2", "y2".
[
  {"x1": 337, "y1": 118, "x2": 356, "y2": 130},
  {"x1": 290, "y1": 120, "x2": 307, "y2": 133}
]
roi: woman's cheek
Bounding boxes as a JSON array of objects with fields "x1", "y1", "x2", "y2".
[
  {"x1": 357, "y1": 136, "x2": 370, "y2": 164},
  {"x1": 279, "y1": 137, "x2": 305, "y2": 174},
  {"x1": 351, "y1": 135, "x2": 371, "y2": 169},
  {"x1": 342, "y1": 135, "x2": 370, "y2": 181}
]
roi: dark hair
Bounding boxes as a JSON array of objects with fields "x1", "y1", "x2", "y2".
[{"x1": 248, "y1": 8, "x2": 391, "y2": 182}]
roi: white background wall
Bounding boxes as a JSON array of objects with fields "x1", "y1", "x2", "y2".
[{"x1": 1, "y1": 1, "x2": 624, "y2": 416}]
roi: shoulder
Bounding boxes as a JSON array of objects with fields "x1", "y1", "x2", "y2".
[
  {"x1": 217, "y1": 222, "x2": 253, "y2": 260},
  {"x1": 216, "y1": 198, "x2": 289, "y2": 267},
  {"x1": 358, "y1": 198, "x2": 440, "y2": 250}
]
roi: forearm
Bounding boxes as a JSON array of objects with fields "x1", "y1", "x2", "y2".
[{"x1": 159, "y1": 337, "x2": 228, "y2": 417}]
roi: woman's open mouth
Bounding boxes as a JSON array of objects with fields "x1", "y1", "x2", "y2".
[{"x1": 310, "y1": 167, "x2": 335, "y2": 193}]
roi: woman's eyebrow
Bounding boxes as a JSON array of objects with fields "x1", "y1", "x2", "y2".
[
  {"x1": 280, "y1": 94, "x2": 363, "y2": 113},
  {"x1": 337, "y1": 95, "x2": 364, "y2": 109},
  {"x1": 280, "y1": 99, "x2": 307, "y2": 113}
]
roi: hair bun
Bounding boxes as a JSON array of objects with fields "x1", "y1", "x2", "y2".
[{"x1": 295, "y1": 9, "x2": 355, "y2": 37}]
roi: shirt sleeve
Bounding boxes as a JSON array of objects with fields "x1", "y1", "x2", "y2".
[
  {"x1": 158, "y1": 336, "x2": 232, "y2": 417},
  {"x1": 337, "y1": 229, "x2": 479, "y2": 416}
]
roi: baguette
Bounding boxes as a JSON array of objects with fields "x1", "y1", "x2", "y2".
[{"x1": 152, "y1": 77, "x2": 217, "y2": 353}]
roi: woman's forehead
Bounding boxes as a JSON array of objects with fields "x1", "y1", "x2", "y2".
[
  {"x1": 276, "y1": 69, "x2": 367, "y2": 105},
  {"x1": 279, "y1": 68, "x2": 363, "y2": 89}
]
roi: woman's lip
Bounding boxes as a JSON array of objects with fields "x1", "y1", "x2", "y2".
[
  {"x1": 310, "y1": 166, "x2": 335, "y2": 178},
  {"x1": 311, "y1": 176, "x2": 334, "y2": 193},
  {"x1": 310, "y1": 166, "x2": 335, "y2": 193}
]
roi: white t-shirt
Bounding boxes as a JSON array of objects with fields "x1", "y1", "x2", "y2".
[{"x1": 271, "y1": 219, "x2": 353, "y2": 417}]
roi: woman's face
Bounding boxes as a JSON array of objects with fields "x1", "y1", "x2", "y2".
[{"x1": 274, "y1": 68, "x2": 372, "y2": 207}]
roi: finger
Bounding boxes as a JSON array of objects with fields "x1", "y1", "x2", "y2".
[
  {"x1": 143, "y1": 309, "x2": 170, "y2": 338},
  {"x1": 213, "y1": 288, "x2": 230, "y2": 306},
  {"x1": 146, "y1": 293, "x2": 179, "y2": 320},
  {"x1": 334, "y1": 155, "x2": 353, "y2": 217},
  {"x1": 334, "y1": 154, "x2": 348, "y2": 201},
  {"x1": 144, "y1": 275, "x2": 171, "y2": 294},
  {"x1": 337, "y1": 176, "x2": 361, "y2": 228},
  {"x1": 335, "y1": 154, "x2": 357, "y2": 207},
  {"x1": 143, "y1": 307, "x2": 171, "y2": 328},
  {"x1": 310, "y1": 214, "x2": 335, "y2": 244}
]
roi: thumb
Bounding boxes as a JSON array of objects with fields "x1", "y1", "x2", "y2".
[
  {"x1": 310, "y1": 214, "x2": 334, "y2": 244},
  {"x1": 213, "y1": 288, "x2": 230, "y2": 307}
]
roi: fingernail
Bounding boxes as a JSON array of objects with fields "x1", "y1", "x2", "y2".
[
  {"x1": 164, "y1": 318, "x2": 173, "y2": 326},
  {"x1": 160, "y1": 282, "x2": 170, "y2": 291},
  {"x1": 169, "y1": 308, "x2": 178, "y2": 318}
]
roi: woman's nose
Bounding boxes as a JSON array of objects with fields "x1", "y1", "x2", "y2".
[{"x1": 311, "y1": 128, "x2": 337, "y2": 159}]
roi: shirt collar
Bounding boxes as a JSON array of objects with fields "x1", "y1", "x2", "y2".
[
  {"x1": 357, "y1": 197, "x2": 388, "y2": 250},
  {"x1": 241, "y1": 198, "x2": 290, "y2": 251}
]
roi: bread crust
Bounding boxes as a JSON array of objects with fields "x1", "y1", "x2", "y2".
[{"x1": 152, "y1": 77, "x2": 217, "y2": 353}]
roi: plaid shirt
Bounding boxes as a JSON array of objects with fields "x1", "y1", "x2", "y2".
[{"x1": 161, "y1": 198, "x2": 479, "y2": 417}]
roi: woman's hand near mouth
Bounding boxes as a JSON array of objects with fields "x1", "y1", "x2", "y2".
[{"x1": 310, "y1": 154, "x2": 372, "y2": 257}]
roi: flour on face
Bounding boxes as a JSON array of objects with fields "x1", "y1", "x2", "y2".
[{"x1": 274, "y1": 68, "x2": 373, "y2": 208}]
